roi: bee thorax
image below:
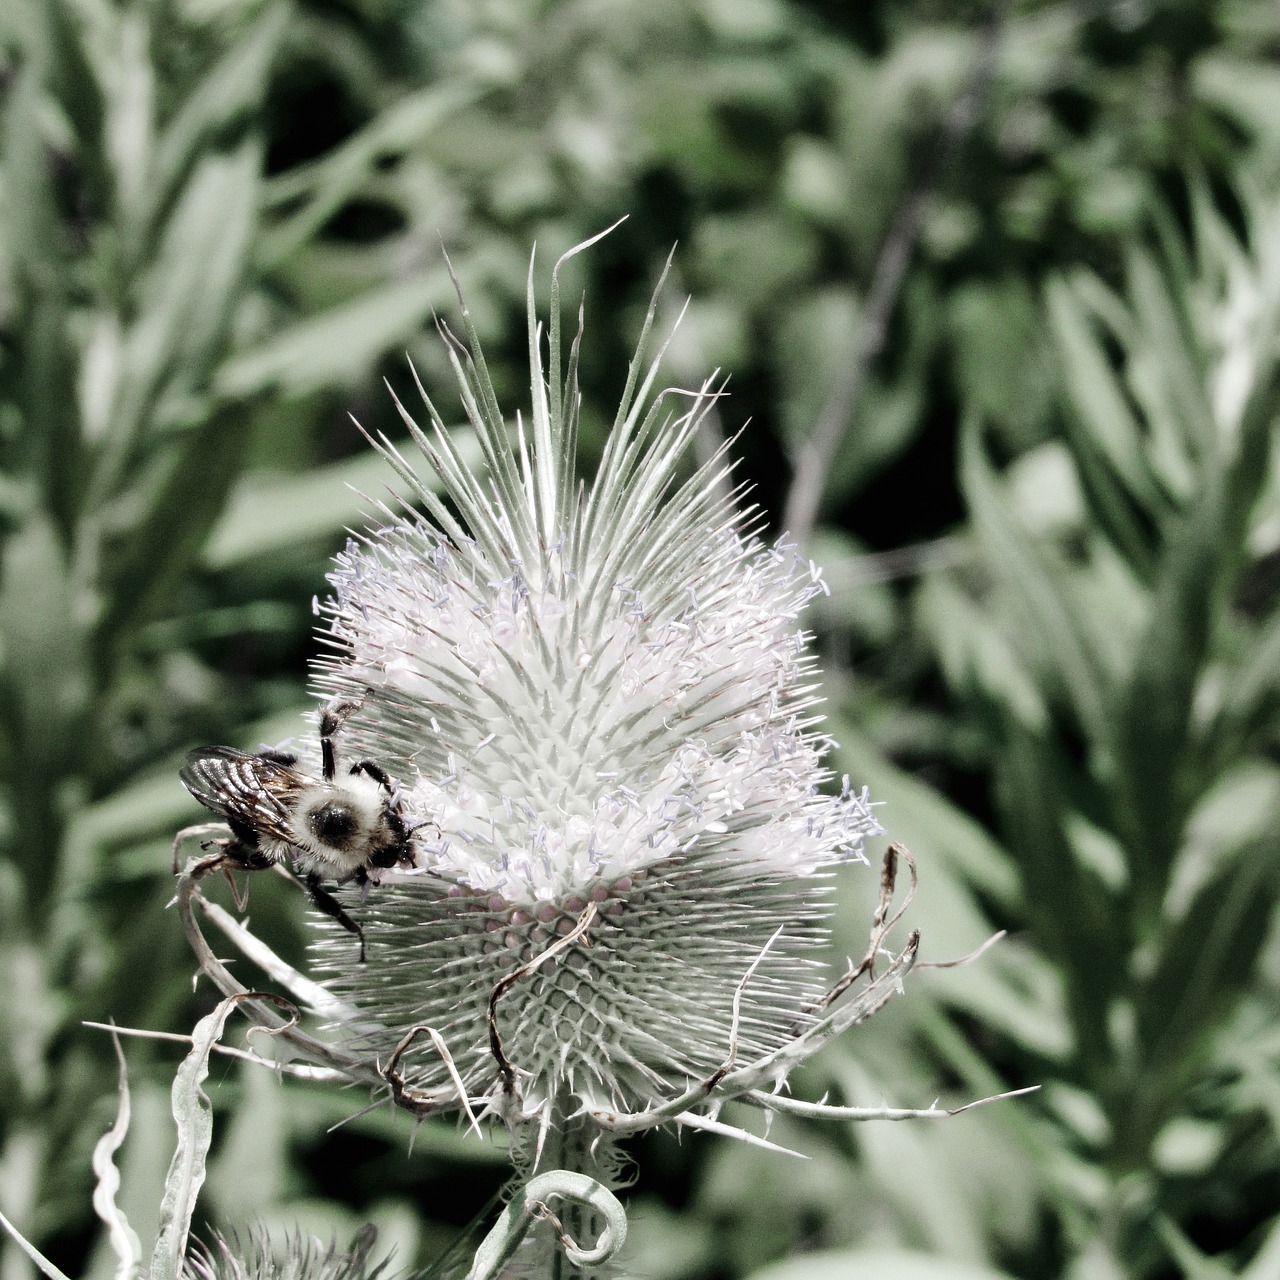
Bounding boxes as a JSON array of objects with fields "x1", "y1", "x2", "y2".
[
  {"x1": 289, "y1": 776, "x2": 396, "y2": 875},
  {"x1": 309, "y1": 800, "x2": 359, "y2": 848}
]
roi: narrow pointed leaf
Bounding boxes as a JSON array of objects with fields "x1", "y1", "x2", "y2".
[
  {"x1": 960, "y1": 417, "x2": 1109, "y2": 747},
  {"x1": 995, "y1": 722, "x2": 1123, "y2": 1069},
  {"x1": 215, "y1": 268, "x2": 453, "y2": 398},
  {"x1": 150, "y1": 998, "x2": 243, "y2": 1280},
  {"x1": 95, "y1": 405, "x2": 254, "y2": 654},
  {"x1": 147, "y1": 2, "x2": 288, "y2": 235},
  {"x1": 1046, "y1": 277, "x2": 1160, "y2": 516},
  {"x1": 1111, "y1": 478, "x2": 1223, "y2": 918}
]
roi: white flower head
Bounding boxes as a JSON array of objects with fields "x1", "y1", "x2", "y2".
[{"x1": 310, "y1": 235, "x2": 882, "y2": 1134}]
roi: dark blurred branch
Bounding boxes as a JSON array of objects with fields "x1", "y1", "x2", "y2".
[
  {"x1": 827, "y1": 534, "x2": 970, "y2": 594},
  {"x1": 782, "y1": 5, "x2": 1006, "y2": 548}
]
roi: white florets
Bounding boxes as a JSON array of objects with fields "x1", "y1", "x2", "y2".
[{"x1": 318, "y1": 527, "x2": 877, "y2": 907}]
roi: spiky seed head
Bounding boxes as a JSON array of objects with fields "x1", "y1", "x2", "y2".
[{"x1": 311, "y1": 240, "x2": 881, "y2": 1133}]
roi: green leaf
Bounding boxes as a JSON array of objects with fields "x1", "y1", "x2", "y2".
[
  {"x1": 1176, "y1": 763, "x2": 1280, "y2": 895},
  {"x1": 1131, "y1": 843, "x2": 1278, "y2": 1127},
  {"x1": 19, "y1": 293, "x2": 83, "y2": 543},
  {"x1": 1199, "y1": 365, "x2": 1280, "y2": 767},
  {"x1": 0, "y1": 0, "x2": 40, "y2": 49},
  {"x1": 95, "y1": 403, "x2": 255, "y2": 661},
  {"x1": 68, "y1": 771, "x2": 206, "y2": 861},
  {"x1": 1125, "y1": 245, "x2": 1213, "y2": 486},
  {"x1": 776, "y1": 283, "x2": 924, "y2": 503},
  {"x1": 150, "y1": 139, "x2": 262, "y2": 385},
  {"x1": 200, "y1": 445, "x2": 476, "y2": 570},
  {"x1": 1, "y1": 64, "x2": 61, "y2": 285},
  {"x1": 97, "y1": 140, "x2": 261, "y2": 504},
  {"x1": 260, "y1": 82, "x2": 478, "y2": 264},
  {"x1": 915, "y1": 573, "x2": 1047, "y2": 734},
  {"x1": 1194, "y1": 56, "x2": 1280, "y2": 151},
  {"x1": 1044, "y1": 284, "x2": 1167, "y2": 581},
  {"x1": 832, "y1": 724, "x2": 1069, "y2": 1060},
  {"x1": 1045, "y1": 276, "x2": 1160, "y2": 519},
  {"x1": 214, "y1": 267, "x2": 455, "y2": 398},
  {"x1": 949, "y1": 276, "x2": 1050, "y2": 446},
  {"x1": 45, "y1": 0, "x2": 107, "y2": 150},
  {"x1": 831, "y1": 719, "x2": 1019, "y2": 910},
  {"x1": 1, "y1": 67, "x2": 83, "y2": 536},
  {"x1": 1207, "y1": 605, "x2": 1280, "y2": 765},
  {"x1": 68, "y1": 706, "x2": 314, "y2": 868},
  {"x1": 0, "y1": 515, "x2": 89, "y2": 887},
  {"x1": 960, "y1": 416, "x2": 1109, "y2": 749},
  {"x1": 1110, "y1": 478, "x2": 1223, "y2": 918},
  {"x1": 203, "y1": 1062, "x2": 286, "y2": 1225},
  {"x1": 1153, "y1": 1215, "x2": 1237, "y2": 1280},
  {"x1": 95, "y1": 8, "x2": 154, "y2": 247},
  {"x1": 748, "y1": 1249, "x2": 1018, "y2": 1280},
  {"x1": 697, "y1": 210, "x2": 820, "y2": 312},
  {"x1": 1239, "y1": 1215, "x2": 1280, "y2": 1280},
  {"x1": 994, "y1": 722, "x2": 1124, "y2": 1071},
  {"x1": 146, "y1": 2, "x2": 290, "y2": 241},
  {"x1": 1223, "y1": 350, "x2": 1280, "y2": 553}
]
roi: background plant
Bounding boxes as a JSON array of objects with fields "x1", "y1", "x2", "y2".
[{"x1": 1, "y1": 1, "x2": 1279, "y2": 1279}]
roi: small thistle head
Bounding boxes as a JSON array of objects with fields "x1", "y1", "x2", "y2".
[
  {"x1": 183, "y1": 1227, "x2": 397, "y2": 1280},
  {"x1": 311, "y1": 237, "x2": 881, "y2": 1137}
]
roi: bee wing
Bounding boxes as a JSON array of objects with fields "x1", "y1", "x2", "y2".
[{"x1": 181, "y1": 746, "x2": 302, "y2": 845}]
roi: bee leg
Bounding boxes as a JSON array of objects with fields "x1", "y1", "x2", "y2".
[
  {"x1": 223, "y1": 866, "x2": 251, "y2": 911},
  {"x1": 303, "y1": 871, "x2": 368, "y2": 963},
  {"x1": 219, "y1": 845, "x2": 272, "y2": 910},
  {"x1": 350, "y1": 759, "x2": 393, "y2": 792},
  {"x1": 352, "y1": 866, "x2": 375, "y2": 904},
  {"x1": 319, "y1": 699, "x2": 362, "y2": 782},
  {"x1": 351, "y1": 760, "x2": 415, "y2": 860}
]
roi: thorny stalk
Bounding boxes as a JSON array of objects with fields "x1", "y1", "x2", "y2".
[{"x1": 174, "y1": 855, "x2": 384, "y2": 1087}]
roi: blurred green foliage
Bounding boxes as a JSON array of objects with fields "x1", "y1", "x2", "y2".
[{"x1": 2, "y1": 1, "x2": 1280, "y2": 1278}]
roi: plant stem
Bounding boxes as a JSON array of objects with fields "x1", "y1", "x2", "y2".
[{"x1": 521, "y1": 1111, "x2": 620, "y2": 1280}]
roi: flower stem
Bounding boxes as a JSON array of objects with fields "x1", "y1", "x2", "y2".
[
  {"x1": 462, "y1": 1162, "x2": 627, "y2": 1280},
  {"x1": 519, "y1": 1109, "x2": 623, "y2": 1280}
]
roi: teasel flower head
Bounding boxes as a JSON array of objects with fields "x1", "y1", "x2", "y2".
[{"x1": 310, "y1": 234, "x2": 883, "y2": 1156}]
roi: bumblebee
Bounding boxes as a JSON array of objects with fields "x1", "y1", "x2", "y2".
[{"x1": 178, "y1": 703, "x2": 415, "y2": 960}]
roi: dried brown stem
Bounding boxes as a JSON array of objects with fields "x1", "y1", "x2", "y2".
[
  {"x1": 487, "y1": 903, "x2": 599, "y2": 1098},
  {"x1": 383, "y1": 1024, "x2": 482, "y2": 1135},
  {"x1": 917, "y1": 929, "x2": 1007, "y2": 971},
  {"x1": 802, "y1": 842, "x2": 918, "y2": 1029}
]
